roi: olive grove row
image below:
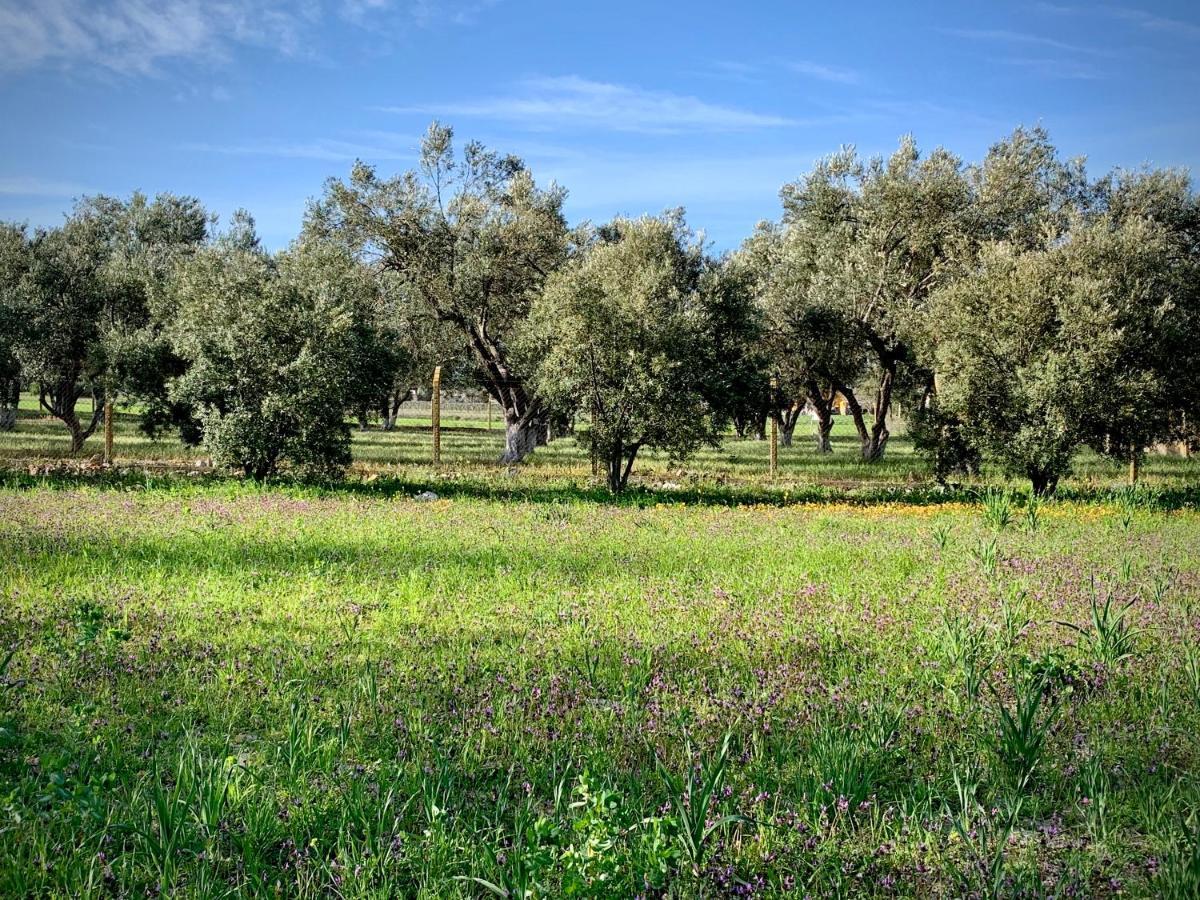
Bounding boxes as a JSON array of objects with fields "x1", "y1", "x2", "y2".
[{"x1": 1, "y1": 124, "x2": 1197, "y2": 493}]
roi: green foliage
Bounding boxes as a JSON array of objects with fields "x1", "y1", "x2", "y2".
[
  {"x1": 1154, "y1": 812, "x2": 1200, "y2": 899},
  {"x1": 908, "y1": 401, "x2": 982, "y2": 483},
  {"x1": 167, "y1": 238, "x2": 369, "y2": 478},
  {"x1": 798, "y1": 706, "x2": 902, "y2": 820},
  {"x1": 311, "y1": 122, "x2": 569, "y2": 462},
  {"x1": 1, "y1": 194, "x2": 208, "y2": 450},
  {"x1": 988, "y1": 662, "x2": 1063, "y2": 791},
  {"x1": 946, "y1": 763, "x2": 1025, "y2": 898},
  {"x1": 1021, "y1": 494, "x2": 1042, "y2": 532},
  {"x1": 941, "y1": 610, "x2": 994, "y2": 703},
  {"x1": 530, "y1": 214, "x2": 741, "y2": 491},
  {"x1": 736, "y1": 221, "x2": 865, "y2": 452},
  {"x1": 1057, "y1": 579, "x2": 1143, "y2": 666},
  {"x1": 657, "y1": 731, "x2": 745, "y2": 875},
  {"x1": 981, "y1": 488, "x2": 1013, "y2": 531}
]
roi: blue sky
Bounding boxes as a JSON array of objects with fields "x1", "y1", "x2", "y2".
[{"x1": 1, "y1": 1, "x2": 1198, "y2": 250}]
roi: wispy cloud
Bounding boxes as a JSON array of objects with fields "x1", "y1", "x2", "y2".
[
  {"x1": 697, "y1": 58, "x2": 862, "y2": 87},
  {"x1": 378, "y1": 75, "x2": 798, "y2": 133},
  {"x1": 0, "y1": 176, "x2": 93, "y2": 197},
  {"x1": 697, "y1": 60, "x2": 764, "y2": 84},
  {"x1": 1030, "y1": 2, "x2": 1079, "y2": 12},
  {"x1": 0, "y1": 0, "x2": 501, "y2": 75},
  {"x1": 0, "y1": 0, "x2": 314, "y2": 74},
  {"x1": 998, "y1": 56, "x2": 1103, "y2": 79},
  {"x1": 182, "y1": 134, "x2": 415, "y2": 161},
  {"x1": 786, "y1": 60, "x2": 861, "y2": 85},
  {"x1": 1104, "y1": 5, "x2": 1200, "y2": 40},
  {"x1": 941, "y1": 27, "x2": 1101, "y2": 55}
]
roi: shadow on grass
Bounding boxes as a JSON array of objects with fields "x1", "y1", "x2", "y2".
[{"x1": 2, "y1": 464, "x2": 1199, "y2": 510}]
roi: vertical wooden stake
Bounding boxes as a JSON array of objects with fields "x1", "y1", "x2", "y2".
[
  {"x1": 487, "y1": 398, "x2": 492, "y2": 432},
  {"x1": 590, "y1": 399, "x2": 599, "y2": 477},
  {"x1": 431, "y1": 366, "x2": 442, "y2": 467},
  {"x1": 103, "y1": 392, "x2": 114, "y2": 466},
  {"x1": 769, "y1": 374, "x2": 779, "y2": 480}
]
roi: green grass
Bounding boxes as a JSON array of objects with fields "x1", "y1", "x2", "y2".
[
  {"x1": 3, "y1": 392, "x2": 1198, "y2": 492},
  {"x1": 2, "y1": 479, "x2": 1199, "y2": 896}
]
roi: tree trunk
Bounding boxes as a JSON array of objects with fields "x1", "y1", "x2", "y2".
[
  {"x1": 779, "y1": 421, "x2": 794, "y2": 448},
  {"x1": 856, "y1": 334, "x2": 898, "y2": 462},
  {"x1": 778, "y1": 402, "x2": 803, "y2": 448},
  {"x1": 382, "y1": 388, "x2": 409, "y2": 431},
  {"x1": 864, "y1": 361, "x2": 895, "y2": 462},
  {"x1": 805, "y1": 379, "x2": 835, "y2": 454},
  {"x1": 459, "y1": 321, "x2": 544, "y2": 464},
  {"x1": 41, "y1": 381, "x2": 102, "y2": 453},
  {"x1": 836, "y1": 382, "x2": 872, "y2": 458},
  {"x1": 501, "y1": 408, "x2": 545, "y2": 464},
  {"x1": 814, "y1": 411, "x2": 833, "y2": 453},
  {"x1": 1128, "y1": 449, "x2": 1141, "y2": 486},
  {"x1": 0, "y1": 377, "x2": 16, "y2": 431},
  {"x1": 1030, "y1": 469, "x2": 1060, "y2": 497},
  {"x1": 606, "y1": 441, "x2": 640, "y2": 493}
]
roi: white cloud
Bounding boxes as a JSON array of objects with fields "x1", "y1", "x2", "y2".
[
  {"x1": 0, "y1": 0, "x2": 499, "y2": 75},
  {"x1": 786, "y1": 60, "x2": 860, "y2": 85},
  {"x1": 0, "y1": 176, "x2": 92, "y2": 197},
  {"x1": 0, "y1": 0, "x2": 311, "y2": 74},
  {"x1": 1104, "y1": 6, "x2": 1200, "y2": 40},
  {"x1": 379, "y1": 75, "x2": 798, "y2": 133},
  {"x1": 182, "y1": 135, "x2": 414, "y2": 161},
  {"x1": 941, "y1": 27, "x2": 1101, "y2": 55},
  {"x1": 998, "y1": 56, "x2": 1103, "y2": 80}
]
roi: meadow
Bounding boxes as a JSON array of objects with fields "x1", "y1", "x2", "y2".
[{"x1": 1, "y1": 403, "x2": 1199, "y2": 897}]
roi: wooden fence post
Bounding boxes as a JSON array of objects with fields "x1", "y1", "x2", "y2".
[
  {"x1": 103, "y1": 390, "x2": 113, "y2": 466},
  {"x1": 769, "y1": 374, "x2": 778, "y2": 480},
  {"x1": 432, "y1": 366, "x2": 442, "y2": 466}
]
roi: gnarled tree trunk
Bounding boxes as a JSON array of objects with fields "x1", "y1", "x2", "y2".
[
  {"x1": 502, "y1": 405, "x2": 546, "y2": 464},
  {"x1": 380, "y1": 387, "x2": 411, "y2": 431},
  {"x1": 777, "y1": 401, "x2": 803, "y2": 448},
  {"x1": 1029, "y1": 468, "x2": 1060, "y2": 497},
  {"x1": 805, "y1": 379, "x2": 836, "y2": 453},
  {"x1": 864, "y1": 353, "x2": 895, "y2": 462},
  {"x1": 40, "y1": 379, "x2": 102, "y2": 453},
  {"x1": 835, "y1": 381, "x2": 875, "y2": 460},
  {"x1": 605, "y1": 439, "x2": 641, "y2": 493},
  {"x1": 456, "y1": 321, "x2": 545, "y2": 464}
]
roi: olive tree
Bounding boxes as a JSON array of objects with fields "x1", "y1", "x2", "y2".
[
  {"x1": 361, "y1": 280, "x2": 466, "y2": 431},
  {"x1": 2, "y1": 194, "x2": 208, "y2": 451},
  {"x1": 781, "y1": 139, "x2": 971, "y2": 460},
  {"x1": 167, "y1": 236, "x2": 370, "y2": 479},
  {"x1": 7, "y1": 215, "x2": 111, "y2": 451},
  {"x1": 527, "y1": 214, "x2": 732, "y2": 493},
  {"x1": 737, "y1": 221, "x2": 867, "y2": 451},
  {"x1": 310, "y1": 122, "x2": 569, "y2": 463},
  {"x1": 933, "y1": 211, "x2": 1184, "y2": 495},
  {"x1": 0, "y1": 224, "x2": 28, "y2": 431},
  {"x1": 1088, "y1": 168, "x2": 1200, "y2": 478}
]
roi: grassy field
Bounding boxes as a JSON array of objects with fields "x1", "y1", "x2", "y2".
[
  {"x1": 1, "y1": 480, "x2": 1198, "y2": 897},
  {"x1": 1, "y1": 399, "x2": 1200, "y2": 896},
  {"x1": 1, "y1": 393, "x2": 1197, "y2": 492}
]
